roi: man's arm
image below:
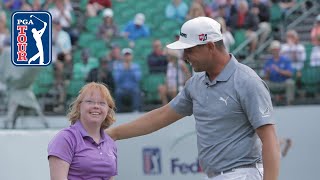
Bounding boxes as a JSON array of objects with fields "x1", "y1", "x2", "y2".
[
  {"x1": 106, "y1": 104, "x2": 184, "y2": 140},
  {"x1": 256, "y1": 124, "x2": 280, "y2": 180}
]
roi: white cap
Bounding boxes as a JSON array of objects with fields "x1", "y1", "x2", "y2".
[
  {"x1": 167, "y1": 17, "x2": 223, "y2": 49},
  {"x1": 134, "y1": 13, "x2": 145, "y2": 25},
  {"x1": 103, "y1": 8, "x2": 113, "y2": 18},
  {"x1": 316, "y1": 14, "x2": 320, "y2": 21},
  {"x1": 122, "y1": 48, "x2": 133, "y2": 55},
  {"x1": 269, "y1": 40, "x2": 281, "y2": 50}
]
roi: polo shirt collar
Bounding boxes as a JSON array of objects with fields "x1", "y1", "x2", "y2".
[
  {"x1": 203, "y1": 54, "x2": 238, "y2": 85},
  {"x1": 74, "y1": 120, "x2": 107, "y2": 143}
]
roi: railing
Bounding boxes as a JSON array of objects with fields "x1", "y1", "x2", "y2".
[{"x1": 232, "y1": 0, "x2": 319, "y2": 64}]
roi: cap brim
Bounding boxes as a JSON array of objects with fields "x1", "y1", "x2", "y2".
[{"x1": 167, "y1": 40, "x2": 197, "y2": 50}]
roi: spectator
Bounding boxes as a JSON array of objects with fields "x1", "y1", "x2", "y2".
[
  {"x1": 107, "y1": 43, "x2": 122, "y2": 70},
  {"x1": 28, "y1": 0, "x2": 41, "y2": 10},
  {"x1": 158, "y1": 49, "x2": 191, "y2": 105},
  {"x1": 3, "y1": 0, "x2": 24, "y2": 11},
  {"x1": 113, "y1": 48, "x2": 142, "y2": 112},
  {"x1": 191, "y1": 0, "x2": 212, "y2": 17},
  {"x1": 73, "y1": 49, "x2": 98, "y2": 80},
  {"x1": 216, "y1": 17, "x2": 235, "y2": 51},
  {"x1": 86, "y1": 57, "x2": 115, "y2": 94},
  {"x1": 186, "y1": 2, "x2": 205, "y2": 20},
  {"x1": 251, "y1": 0, "x2": 271, "y2": 45},
  {"x1": 48, "y1": 0, "x2": 73, "y2": 29},
  {"x1": 223, "y1": 0, "x2": 237, "y2": 27},
  {"x1": 208, "y1": 0, "x2": 226, "y2": 18},
  {"x1": 0, "y1": 10, "x2": 6, "y2": 23},
  {"x1": 310, "y1": 14, "x2": 320, "y2": 67},
  {"x1": 279, "y1": 0, "x2": 296, "y2": 14},
  {"x1": 97, "y1": 8, "x2": 118, "y2": 42},
  {"x1": 27, "y1": 0, "x2": 54, "y2": 11},
  {"x1": 165, "y1": 0, "x2": 188, "y2": 23},
  {"x1": 147, "y1": 40, "x2": 168, "y2": 74},
  {"x1": 0, "y1": 16, "x2": 9, "y2": 55},
  {"x1": 122, "y1": 13, "x2": 150, "y2": 41},
  {"x1": 52, "y1": 19, "x2": 72, "y2": 63},
  {"x1": 52, "y1": 52, "x2": 71, "y2": 113},
  {"x1": 264, "y1": 40, "x2": 295, "y2": 105},
  {"x1": 280, "y1": 30, "x2": 306, "y2": 86},
  {"x1": 86, "y1": 0, "x2": 112, "y2": 17},
  {"x1": 230, "y1": 0, "x2": 259, "y2": 53}
]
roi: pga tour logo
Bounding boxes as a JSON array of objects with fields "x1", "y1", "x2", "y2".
[
  {"x1": 11, "y1": 11, "x2": 52, "y2": 66},
  {"x1": 143, "y1": 148, "x2": 162, "y2": 175}
]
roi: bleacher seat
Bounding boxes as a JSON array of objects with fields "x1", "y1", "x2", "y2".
[
  {"x1": 32, "y1": 66, "x2": 54, "y2": 96},
  {"x1": 141, "y1": 73, "x2": 165, "y2": 103}
]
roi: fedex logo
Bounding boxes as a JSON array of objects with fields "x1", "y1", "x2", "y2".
[
  {"x1": 171, "y1": 158, "x2": 202, "y2": 174},
  {"x1": 11, "y1": 11, "x2": 52, "y2": 66}
]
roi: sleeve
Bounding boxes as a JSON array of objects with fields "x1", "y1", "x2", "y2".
[
  {"x1": 47, "y1": 130, "x2": 75, "y2": 164},
  {"x1": 238, "y1": 77, "x2": 275, "y2": 129},
  {"x1": 168, "y1": 79, "x2": 193, "y2": 116}
]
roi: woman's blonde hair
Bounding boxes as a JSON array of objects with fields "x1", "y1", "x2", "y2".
[{"x1": 67, "y1": 82, "x2": 116, "y2": 129}]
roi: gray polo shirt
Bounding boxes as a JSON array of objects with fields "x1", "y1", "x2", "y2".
[{"x1": 169, "y1": 55, "x2": 274, "y2": 174}]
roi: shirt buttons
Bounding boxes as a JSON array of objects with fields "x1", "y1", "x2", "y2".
[
  {"x1": 98, "y1": 146, "x2": 101, "y2": 149},
  {"x1": 100, "y1": 152, "x2": 102, "y2": 155}
]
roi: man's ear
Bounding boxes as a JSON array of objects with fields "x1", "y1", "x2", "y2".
[{"x1": 207, "y1": 42, "x2": 216, "y2": 52}]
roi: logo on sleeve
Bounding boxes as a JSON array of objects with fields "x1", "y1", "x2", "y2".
[
  {"x1": 259, "y1": 106, "x2": 271, "y2": 118},
  {"x1": 11, "y1": 11, "x2": 52, "y2": 66}
]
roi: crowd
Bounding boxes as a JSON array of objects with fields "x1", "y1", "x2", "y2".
[{"x1": 0, "y1": 0, "x2": 319, "y2": 113}]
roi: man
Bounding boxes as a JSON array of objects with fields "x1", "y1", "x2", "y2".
[
  {"x1": 106, "y1": 17, "x2": 280, "y2": 180},
  {"x1": 147, "y1": 39, "x2": 168, "y2": 74},
  {"x1": 113, "y1": 48, "x2": 142, "y2": 112},
  {"x1": 264, "y1": 40, "x2": 294, "y2": 105}
]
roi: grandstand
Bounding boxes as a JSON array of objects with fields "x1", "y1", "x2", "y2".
[{"x1": 0, "y1": 0, "x2": 320, "y2": 114}]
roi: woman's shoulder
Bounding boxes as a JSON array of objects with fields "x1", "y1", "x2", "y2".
[
  {"x1": 50, "y1": 126, "x2": 78, "y2": 143},
  {"x1": 103, "y1": 131, "x2": 116, "y2": 146}
]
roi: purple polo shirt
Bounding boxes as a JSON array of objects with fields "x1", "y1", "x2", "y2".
[{"x1": 48, "y1": 121, "x2": 117, "y2": 180}]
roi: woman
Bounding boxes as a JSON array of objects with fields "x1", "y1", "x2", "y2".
[
  {"x1": 97, "y1": 8, "x2": 119, "y2": 42},
  {"x1": 280, "y1": 30, "x2": 306, "y2": 88},
  {"x1": 48, "y1": 82, "x2": 117, "y2": 180}
]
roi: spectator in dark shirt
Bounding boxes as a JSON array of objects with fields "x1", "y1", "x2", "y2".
[
  {"x1": 147, "y1": 40, "x2": 168, "y2": 74},
  {"x1": 251, "y1": 0, "x2": 271, "y2": 45},
  {"x1": 86, "y1": 57, "x2": 115, "y2": 94},
  {"x1": 230, "y1": 0, "x2": 259, "y2": 53}
]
